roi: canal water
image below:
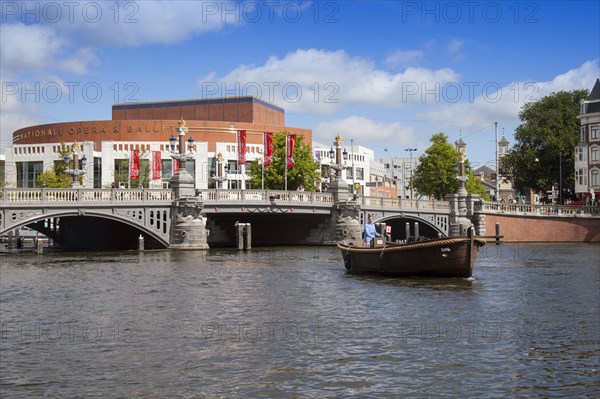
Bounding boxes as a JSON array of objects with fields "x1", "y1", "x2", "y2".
[{"x1": 1, "y1": 243, "x2": 598, "y2": 398}]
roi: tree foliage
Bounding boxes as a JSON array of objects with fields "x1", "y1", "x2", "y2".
[
  {"x1": 503, "y1": 90, "x2": 588, "y2": 199},
  {"x1": 412, "y1": 132, "x2": 489, "y2": 200},
  {"x1": 37, "y1": 143, "x2": 74, "y2": 188},
  {"x1": 246, "y1": 132, "x2": 320, "y2": 190}
]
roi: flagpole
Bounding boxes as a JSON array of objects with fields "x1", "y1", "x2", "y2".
[
  {"x1": 128, "y1": 151, "x2": 131, "y2": 189},
  {"x1": 262, "y1": 133, "x2": 265, "y2": 190},
  {"x1": 285, "y1": 134, "x2": 288, "y2": 191}
]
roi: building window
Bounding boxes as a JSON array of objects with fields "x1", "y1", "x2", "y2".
[
  {"x1": 356, "y1": 167, "x2": 364, "y2": 180},
  {"x1": 162, "y1": 159, "x2": 173, "y2": 181},
  {"x1": 0, "y1": 159, "x2": 5, "y2": 185},
  {"x1": 591, "y1": 147, "x2": 599, "y2": 162},
  {"x1": 576, "y1": 168, "x2": 588, "y2": 186},
  {"x1": 591, "y1": 170, "x2": 600, "y2": 187},
  {"x1": 16, "y1": 161, "x2": 43, "y2": 188},
  {"x1": 591, "y1": 125, "x2": 599, "y2": 140},
  {"x1": 93, "y1": 157, "x2": 102, "y2": 188},
  {"x1": 577, "y1": 146, "x2": 587, "y2": 162},
  {"x1": 581, "y1": 127, "x2": 586, "y2": 142}
]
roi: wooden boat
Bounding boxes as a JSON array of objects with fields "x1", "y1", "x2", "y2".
[{"x1": 338, "y1": 227, "x2": 486, "y2": 278}]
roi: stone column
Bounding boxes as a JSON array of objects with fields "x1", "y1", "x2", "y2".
[
  {"x1": 170, "y1": 197, "x2": 209, "y2": 249},
  {"x1": 329, "y1": 200, "x2": 362, "y2": 243},
  {"x1": 467, "y1": 194, "x2": 486, "y2": 236}
]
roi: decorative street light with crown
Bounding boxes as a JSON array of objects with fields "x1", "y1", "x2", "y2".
[
  {"x1": 168, "y1": 118, "x2": 196, "y2": 198},
  {"x1": 168, "y1": 118, "x2": 195, "y2": 168},
  {"x1": 63, "y1": 141, "x2": 87, "y2": 188},
  {"x1": 328, "y1": 134, "x2": 348, "y2": 177},
  {"x1": 449, "y1": 133, "x2": 473, "y2": 235},
  {"x1": 213, "y1": 152, "x2": 229, "y2": 189}
]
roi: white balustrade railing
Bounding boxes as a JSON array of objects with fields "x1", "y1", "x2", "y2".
[
  {"x1": 477, "y1": 201, "x2": 600, "y2": 216},
  {"x1": 196, "y1": 189, "x2": 334, "y2": 205},
  {"x1": 8, "y1": 189, "x2": 595, "y2": 216},
  {"x1": 361, "y1": 196, "x2": 449, "y2": 210},
  {"x1": 0, "y1": 189, "x2": 173, "y2": 204}
]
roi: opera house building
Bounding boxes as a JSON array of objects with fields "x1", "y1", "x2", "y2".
[{"x1": 5, "y1": 96, "x2": 311, "y2": 189}]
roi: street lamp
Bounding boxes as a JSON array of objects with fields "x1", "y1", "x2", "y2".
[
  {"x1": 454, "y1": 136, "x2": 468, "y2": 190},
  {"x1": 328, "y1": 136, "x2": 348, "y2": 177},
  {"x1": 213, "y1": 152, "x2": 228, "y2": 189},
  {"x1": 384, "y1": 148, "x2": 398, "y2": 198},
  {"x1": 167, "y1": 118, "x2": 195, "y2": 173},
  {"x1": 63, "y1": 141, "x2": 87, "y2": 188},
  {"x1": 404, "y1": 147, "x2": 417, "y2": 199},
  {"x1": 350, "y1": 138, "x2": 355, "y2": 194}
]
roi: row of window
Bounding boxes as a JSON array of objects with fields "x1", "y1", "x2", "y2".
[
  {"x1": 575, "y1": 168, "x2": 600, "y2": 187},
  {"x1": 314, "y1": 150, "x2": 367, "y2": 163},
  {"x1": 13, "y1": 146, "x2": 46, "y2": 155},
  {"x1": 576, "y1": 145, "x2": 600, "y2": 162},
  {"x1": 225, "y1": 144, "x2": 261, "y2": 154},
  {"x1": 581, "y1": 125, "x2": 599, "y2": 142}
]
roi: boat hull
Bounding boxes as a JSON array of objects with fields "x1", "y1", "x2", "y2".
[{"x1": 338, "y1": 234, "x2": 485, "y2": 278}]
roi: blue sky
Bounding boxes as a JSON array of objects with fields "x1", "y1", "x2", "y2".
[{"x1": 1, "y1": 0, "x2": 599, "y2": 168}]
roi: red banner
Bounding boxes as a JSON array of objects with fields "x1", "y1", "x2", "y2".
[
  {"x1": 152, "y1": 151, "x2": 161, "y2": 180},
  {"x1": 173, "y1": 159, "x2": 179, "y2": 174},
  {"x1": 286, "y1": 134, "x2": 296, "y2": 170},
  {"x1": 237, "y1": 130, "x2": 247, "y2": 165},
  {"x1": 129, "y1": 149, "x2": 140, "y2": 179},
  {"x1": 263, "y1": 132, "x2": 273, "y2": 167}
]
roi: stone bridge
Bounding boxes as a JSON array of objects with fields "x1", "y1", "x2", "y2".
[
  {"x1": 2, "y1": 188, "x2": 597, "y2": 249},
  {"x1": 0, "y1": 188, "x2": 454, "y2": 249}
]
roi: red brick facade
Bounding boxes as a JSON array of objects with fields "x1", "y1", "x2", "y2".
[
  {"x1": 12, "y1": 97, "x2": 311, "y2": 152},
  {"x1": 485, "y1": 213, "x2": 600, "y2": 242}
]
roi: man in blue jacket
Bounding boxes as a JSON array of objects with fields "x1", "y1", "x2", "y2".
[{"x1": 364, "y1": 214, "x2": 381, "y2": 247}]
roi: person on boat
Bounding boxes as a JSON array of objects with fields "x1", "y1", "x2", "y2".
[{"x1": 364, "y1": 214, "x2": 381, "y2": 247}]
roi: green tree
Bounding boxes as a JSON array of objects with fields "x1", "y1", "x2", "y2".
[
  {"x1": 0, "y1": 159, "x2": 5, "y2": 188},
  {"x1": 412, "y1": 132, "x2": 489, "y2": 200},
  {"x1": 37, "y1": 143, "x2": 74, "y2": 188},
  {"x1": 246, "y1": 132, "x2": 320, "y2": 190},
  {"x1": 114, "y1": 159, "x2": 129, "y2": 187},
  {"x1": 503, "y1": 90, "x2": 588, "y2": 201},
  {"x1": 466, "y1": 170, "x2": 491, "y2": 201}
]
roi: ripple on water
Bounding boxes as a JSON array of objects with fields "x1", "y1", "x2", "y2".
[{"x1": 0, "y1": 244, "x2": 598, "y2": 398}]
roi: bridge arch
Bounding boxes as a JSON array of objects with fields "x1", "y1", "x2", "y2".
[
  {"x1": 375, "y1": 214, "x2": 446, "y2": 241},
  {"x1": 2, "y1": 209, "x2": 170, "y2": 249}
]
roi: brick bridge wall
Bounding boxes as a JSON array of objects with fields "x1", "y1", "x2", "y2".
[{"x1": 484, "y1": 214, "x2": 600, "y2": 242}]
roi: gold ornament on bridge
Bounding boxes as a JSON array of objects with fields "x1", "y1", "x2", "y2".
[{"x1": 178, "y1": 117, "x2": 186, "y2": 128}]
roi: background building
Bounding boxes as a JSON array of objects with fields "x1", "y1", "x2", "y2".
[
  {"x1": 377, "y1": 155, "x2": 420, "y2": 199},
  {"x1": 5, "y1": 96, "x2": 311, "y2": 189},
  {"x1": 576, "y1": 78, "x2": 600, "y2": 204}
]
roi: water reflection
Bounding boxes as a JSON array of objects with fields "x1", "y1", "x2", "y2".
[{"x1": 1, "y1": 243, "x2": 598, "y2": 398}]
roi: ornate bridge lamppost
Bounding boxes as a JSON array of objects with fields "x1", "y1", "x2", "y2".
[
  {"x1": 168, "y1": 118, "x2": 195, "y2": 198},
  {"x1": 63, "y1": 141, "x2": 87, "y2": 188},
  {"x1": 213, "y1": 152, "x2": 229, "y2": 189},
  {"x1": 327, "y1": 134, "x2": 349, "y2": 201},
  {"x1": 446, "y1": 134, "x2": 474, "y2": 236},
  {"x1": 326, "y1": 134, "x2": 361, "y2": 242},
  {"x1": 405, "y1": 147, "x2": 417, "y2": 199},
  {"x1": 167, "y1": 118, "x2": 208, "y2": 249}
]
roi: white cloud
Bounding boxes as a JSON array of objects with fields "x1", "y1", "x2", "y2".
[
  {"x1": 200, "y1": 48, "x2": 460, "y2": 114},
  {"x1": 0, "y1": 1, "x2": 240, "y2": 147},
  {"x1": 416, "y1": 60, "x2": 600, "y2": 132},
  {"x1": 314, "y1": 116, "x2": 417, "y2": 150},
  {"x1": 0, "y1": 23, "x2": 67, "y2": 80},
  {"x1": 447, "y1": 39, "x2": 463, "y2": 54},
  {"x1": 385, "y1": 50, "x2": 424, "y2": 68}
]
